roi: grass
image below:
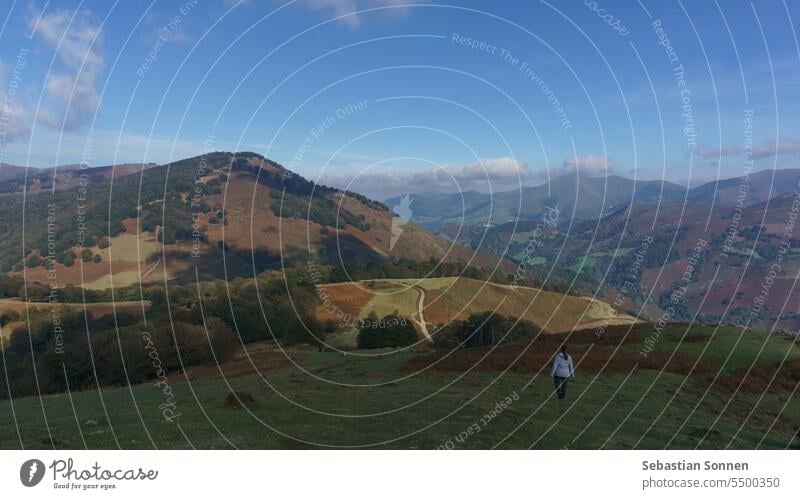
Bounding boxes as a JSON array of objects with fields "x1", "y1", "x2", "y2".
[
  {"x1": 364, "y1": 277, "x2": 456, "y2": 290},
  {"x1": 324, "y1": 328, "x2": 360, "y2": 349},
  {"x1": 566, "y1": 251, "x2": 635, "y2": 273},
  {"x1": 99, "y1": 232, "x2": 160, "y2": 262},
  {"x1": 422, "y1": 278, "x2": 635, "y2": 333},
  {"x1": 317, "y1": 277, "x2": 638, "y2": 337},
  {"x1": 649, "y1": 324, "x2": 799, "y2": 371},
  {"x1": 359, "y1": 286, "x2": 420, "y2": 319},
  {"x1": 726, "y1": 247, "x2": 763, "y2": 259},
  {"x1": 0, "y1": 324, "x2": 797, "y2": 449},
  {"x1": 569, "y1": 255, "x2": 598, "y2": 273}
]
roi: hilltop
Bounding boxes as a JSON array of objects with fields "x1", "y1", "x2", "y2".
[
  {"x1": 315, "y1": 276, "x2": 638, "y2": 349},
  {"x1": 0, "y1": 152, "x2": 508, "y2": 290}
]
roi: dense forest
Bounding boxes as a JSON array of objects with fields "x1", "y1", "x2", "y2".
[{"x1": 0, "y1": 272, "x2": 322, "y2": 399}]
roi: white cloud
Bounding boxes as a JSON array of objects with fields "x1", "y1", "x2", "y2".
[
  {"x1": 696, "y1": 145, "x2": 741, "y2": 159},
  {"x1": 319, "y1": 156, "x2": 530, "y2": 199},
  {"x1": 302, "y1": 0, "x2": 419, "y2": 27},
  {"x1": 446, "y1": 156, "x2": 529, "y2": 182},
  {"x1": 0, "y1": 60, "x2": 34, "y2": 158},
  {"x1": 28, "y1": 8, "x2": 104, "y2": 131},
  {"x1": 319, "y1": 155, "x2": 620, "y2": 199},
  {"x1": 557, "y1": 154, "x2": 612, "y2": 176},
  {"x1": 751, "y1": 139, "x2": 800, "y2": 160},
  {"x1": 692, "y1": 139, "x2": 800, "y2": 161}
]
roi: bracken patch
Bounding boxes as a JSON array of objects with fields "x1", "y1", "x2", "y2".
[{"x1": 402, "y1": 335, "x2": 722, "y2": 379}]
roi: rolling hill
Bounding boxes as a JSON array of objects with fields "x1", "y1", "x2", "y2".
[
  {"x1": 0, "y1": 152, "x2": 508, "y2": 290},
  {"x1": 315, "y1": 276, "x2": 639, "y2": 349},
  {"x1": 0, "y1": 161, "x2": 155, "y2": 195},
  {"x1": 386, "y1": 168, "x2": 800, "y2": 331},
  {"x1": 688, "y1": 168, "x2": 800, "y2": 206},
  {"x1": 508, "y1": 187, "x2": 800, "y2": 331}
]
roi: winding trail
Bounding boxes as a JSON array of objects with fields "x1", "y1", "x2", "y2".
[{"x1": 409, "y1": 285, "x2": 432, "y2": 343}]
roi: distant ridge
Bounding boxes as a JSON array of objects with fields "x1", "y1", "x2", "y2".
[{"x1": 388, "y1": 168, "x2": 800, "y2": 234}]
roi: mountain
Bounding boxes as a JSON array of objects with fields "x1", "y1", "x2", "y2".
[
  {"x1": 489, "y1": 190, "x2": 800, "y2": 330},
  {"x1": 0, "y1": 163, "x2": 30, "y2": 182},
  {"x1": 0, "y1": 161, "x2": 155, "y2": 195},
  {"x1": 392, "y1": 168, "x2": 800, "y2": 247},
  {"x1": 387, "y1": 168, "x2": 800, "y2": 330},
  {"x1": 387, "y1": 173, "x2": 687, "y2": 236},
  {"x1": 687, "y1": 168, "x2": 800, "y2": 205},
  {"x1": 0, "y1": 152, "x2": 507, "y2": 290}
]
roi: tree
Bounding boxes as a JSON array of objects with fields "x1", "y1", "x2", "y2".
[
  {"x1": 357, "y1": 313, "x2": 418, "y2": 349},
  {"x1": 433, "y1": 312, "x2": 540, "y2": 349},
  {"x1": 25, "y1": 254, "x2": 42, "y2": 268}
]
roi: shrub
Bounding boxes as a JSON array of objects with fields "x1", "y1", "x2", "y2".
[
  {"x1": 357, "y1": 312, "x2": 418, "y2": 349},
  {"x1": 25, "y1": 254, "x2": 42, "y2": 268},
  {"x1": 223, "y1": 391, "x2": 256, "y2": 409},
  {"x1": 433, "y1": 312, "x2": 540, "y2": 349},
  {"x1": 59, "y1": 250, "x2": 76, "y2": 267},
  {"x1": 0, "y1": 311, "x2": 19, "y2": 326}
]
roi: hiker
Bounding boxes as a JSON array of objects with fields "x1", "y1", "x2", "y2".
[{"x1": 550, "y1": 345, "x2": 575, "y2": 400}]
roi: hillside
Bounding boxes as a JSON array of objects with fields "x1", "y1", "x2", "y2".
[
  {"x1": 316, "y1": 277, "x2": 638, "y2": 349},
  {"x1": 1, "y1": 322, "x2": 796, "y2": 449},
  {"x1": 0, "y1": 152, "x2": 508, "y2": 290},
  {"x1": 0, "y1": 161, "x2": 154, "y2": 195},
  {"x1": 688, "y1": 168, "x2": 800, "y2": 206},
  {"x1": 0, "y1": 163, "x2": 30, "y2": 182},
  {"x1": 388, "y1": 173, "x2": 687, "y2": 236},
  {"x1": 518, "y1": 187, "x2": 800, "y2": 330},
  {"x1": 389, "y1": 168, "x2": 800, "y2": 330}
]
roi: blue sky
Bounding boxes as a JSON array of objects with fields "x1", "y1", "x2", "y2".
[{"x1": 0, "y1": 0, "x2": 798, "y2": 199}]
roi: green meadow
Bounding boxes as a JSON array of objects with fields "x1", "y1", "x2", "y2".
[{"x1": 0, "y1": 324, "x2": 797, "y2": 450}]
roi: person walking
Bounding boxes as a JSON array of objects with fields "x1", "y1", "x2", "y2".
[{"x1": 550, "y1": 345, "x2": 575, "y2": 399}]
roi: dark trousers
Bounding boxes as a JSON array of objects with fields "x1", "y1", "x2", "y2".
[{"x1": 554, "y1": 376, "x2": 568, "y2": 399}]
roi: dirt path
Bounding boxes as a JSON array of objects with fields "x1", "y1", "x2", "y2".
[{"x1": 410, "y1": 285, "x2": 432, "y2": 343}]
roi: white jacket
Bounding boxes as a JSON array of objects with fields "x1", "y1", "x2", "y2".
[{"x1": 551, "y1": 353, "x2": 574, "y2": 378}]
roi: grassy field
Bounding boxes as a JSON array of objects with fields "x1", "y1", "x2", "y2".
[
  {"x1": 358, "y1": 286, "x2": 420, "y2": 319},
  {"x1": 420, "y1": 278, "x2": 637, "y2": 333},
  {"x1": 316, "y1": 277, "x2": 639, "y2": 341},
  {"x1": 0, "y1": 323, "x2": 797, "y2": 449}
]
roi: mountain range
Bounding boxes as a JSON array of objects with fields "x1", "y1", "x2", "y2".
[
  {"x1": 5, "y1": 154, "x2": 800, "y2": 330},
  {"x1": 387, "y1": 168, "x2": 800, "y2": 239},
  {"x1": 389, "y1": 168, "x2": 800, "y2": 330}
]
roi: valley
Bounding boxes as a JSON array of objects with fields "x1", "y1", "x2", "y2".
[
  {"x1": 0, "y1": 153, "x2": 798, "y2": 451},
  {"x1": 395, "y1": 169, "x2": 800, "y2": 332}
]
